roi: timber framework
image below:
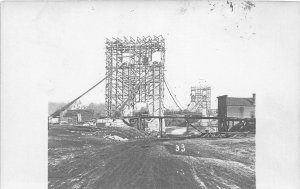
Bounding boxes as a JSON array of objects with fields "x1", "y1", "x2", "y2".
[{"x1": 105, "y1": 36, "x2": 165, "y2": 117}]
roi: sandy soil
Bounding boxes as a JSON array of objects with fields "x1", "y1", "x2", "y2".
[{"x1": 48, "y1": 125, "x2": 255, "y2": 189}]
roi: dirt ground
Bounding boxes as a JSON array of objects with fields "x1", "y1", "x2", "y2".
[{"x1": 48, "y1": 125, "x2": 255, "y2": 189}]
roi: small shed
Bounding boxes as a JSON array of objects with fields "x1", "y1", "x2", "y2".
[
  {"x1": 217, "y1": 94, "x2": 255, "y2": 118},
  {"x1": 217, "y1": 93, "x2": 256, "y2": 131}
]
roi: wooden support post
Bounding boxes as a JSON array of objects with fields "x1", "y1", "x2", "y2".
[
  {"x1": 186, "y1": 119, "x2": 189, "y2": 135},
  {"x1": 138, "y1": 117, "x2": 141, "y2": 130},
  {"x1": 141, "y1": 118, "x2": 144, "y2": 131},
  {"x1": 159, "y1": 118, "x2": 163, "y2": 138},
  {"x1": 227, "y1": 121, "x2": 230, "y2": 131}
]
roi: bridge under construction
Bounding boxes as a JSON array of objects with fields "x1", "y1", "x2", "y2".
[{"x1": 48, "y1": 35, "x2": 255, "y2": 137}]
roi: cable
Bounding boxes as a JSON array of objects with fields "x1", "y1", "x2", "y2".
[
  {"x1": 165, "y1": 78, "x2": 184, "y2": 109},
  {"x1": 49, "y1": 76, "x2": 107, "y2": 118},
  {"x1": 164, "y1": 79, "x2": 183, "y2": 111},
  {"x1": 49, "y1": 63, "x2": 125, "y2": 118}
]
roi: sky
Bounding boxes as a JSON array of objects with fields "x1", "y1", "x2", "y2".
[{"x1": 3, "y1": 1, "x2": 300, "y2": 110}]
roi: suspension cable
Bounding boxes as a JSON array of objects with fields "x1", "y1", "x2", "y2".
[
  {"x1": 164, "y1": 79, "x2": 183, "y2": 111},
  {"x1": 49, "y1": 63, "x2": 125, "y2": 118},
  {"x1": 165, "y1": 78, "x2": 184, "y2": 109}
]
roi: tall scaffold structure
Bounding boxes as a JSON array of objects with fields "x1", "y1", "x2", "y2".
[
  {"x1": 188, "y1": 80, "x2": 211, "y2": 116},
  {"x1": 105, "y1": 36, "x2": 165, "y2": 120}
]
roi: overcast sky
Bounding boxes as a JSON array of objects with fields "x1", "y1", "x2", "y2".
[{"x1": 3, "y1": 1, "x2": 300, "y2": 109}]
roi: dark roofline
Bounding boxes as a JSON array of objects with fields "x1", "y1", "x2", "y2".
[
  {"x1": 217, "y1": 96, "x2": 255, "y2": 99},
  {"x1": 217, "y1": 95, "x2": 228, "y2": 98},
  {"x1": 227, "y1": 104, "x2": 255, "y2": 107},
  {"x1": 227, "y1": 97, "x2": 253, "y2": 99}
]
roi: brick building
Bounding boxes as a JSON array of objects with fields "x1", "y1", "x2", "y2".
[
  {"x1": 217, "y1": 94, "x2": 256, "y2": 131},
  {"x1": 217, "y1": 94, "x2": 255, "y2": 118}
]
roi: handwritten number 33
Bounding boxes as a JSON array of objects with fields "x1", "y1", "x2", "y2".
[{"x1": 175, "y1": 144, "x2": 185, "y2": 152}]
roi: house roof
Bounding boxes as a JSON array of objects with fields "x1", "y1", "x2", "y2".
[{"x1": 227, "y1": 97, "x2": 255, "y2": 106}]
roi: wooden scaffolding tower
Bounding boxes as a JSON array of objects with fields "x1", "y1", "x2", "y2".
[{"x1": 105, "y1": 36, "x2": 165, "y2": 118}]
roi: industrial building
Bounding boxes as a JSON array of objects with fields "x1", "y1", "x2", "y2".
[
  {"x1": 217, "y1": 94, "x2": 255, "y2": 118},
  {"x1": 217, "y1": 94, "x2": 256, "y2": 131}
]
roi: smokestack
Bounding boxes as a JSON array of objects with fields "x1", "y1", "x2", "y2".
[{"x1": 252, "y1": 93, "x2": 256, "y2": 105}]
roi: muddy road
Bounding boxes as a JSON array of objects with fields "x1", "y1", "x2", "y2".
[{"x1": 49, "y1": 126, "x2": 255, "y2": 189}]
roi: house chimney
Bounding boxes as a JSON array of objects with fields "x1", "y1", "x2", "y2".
[{"x1": 252, "y1": 93, "x2": 256, "y2": 105}]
